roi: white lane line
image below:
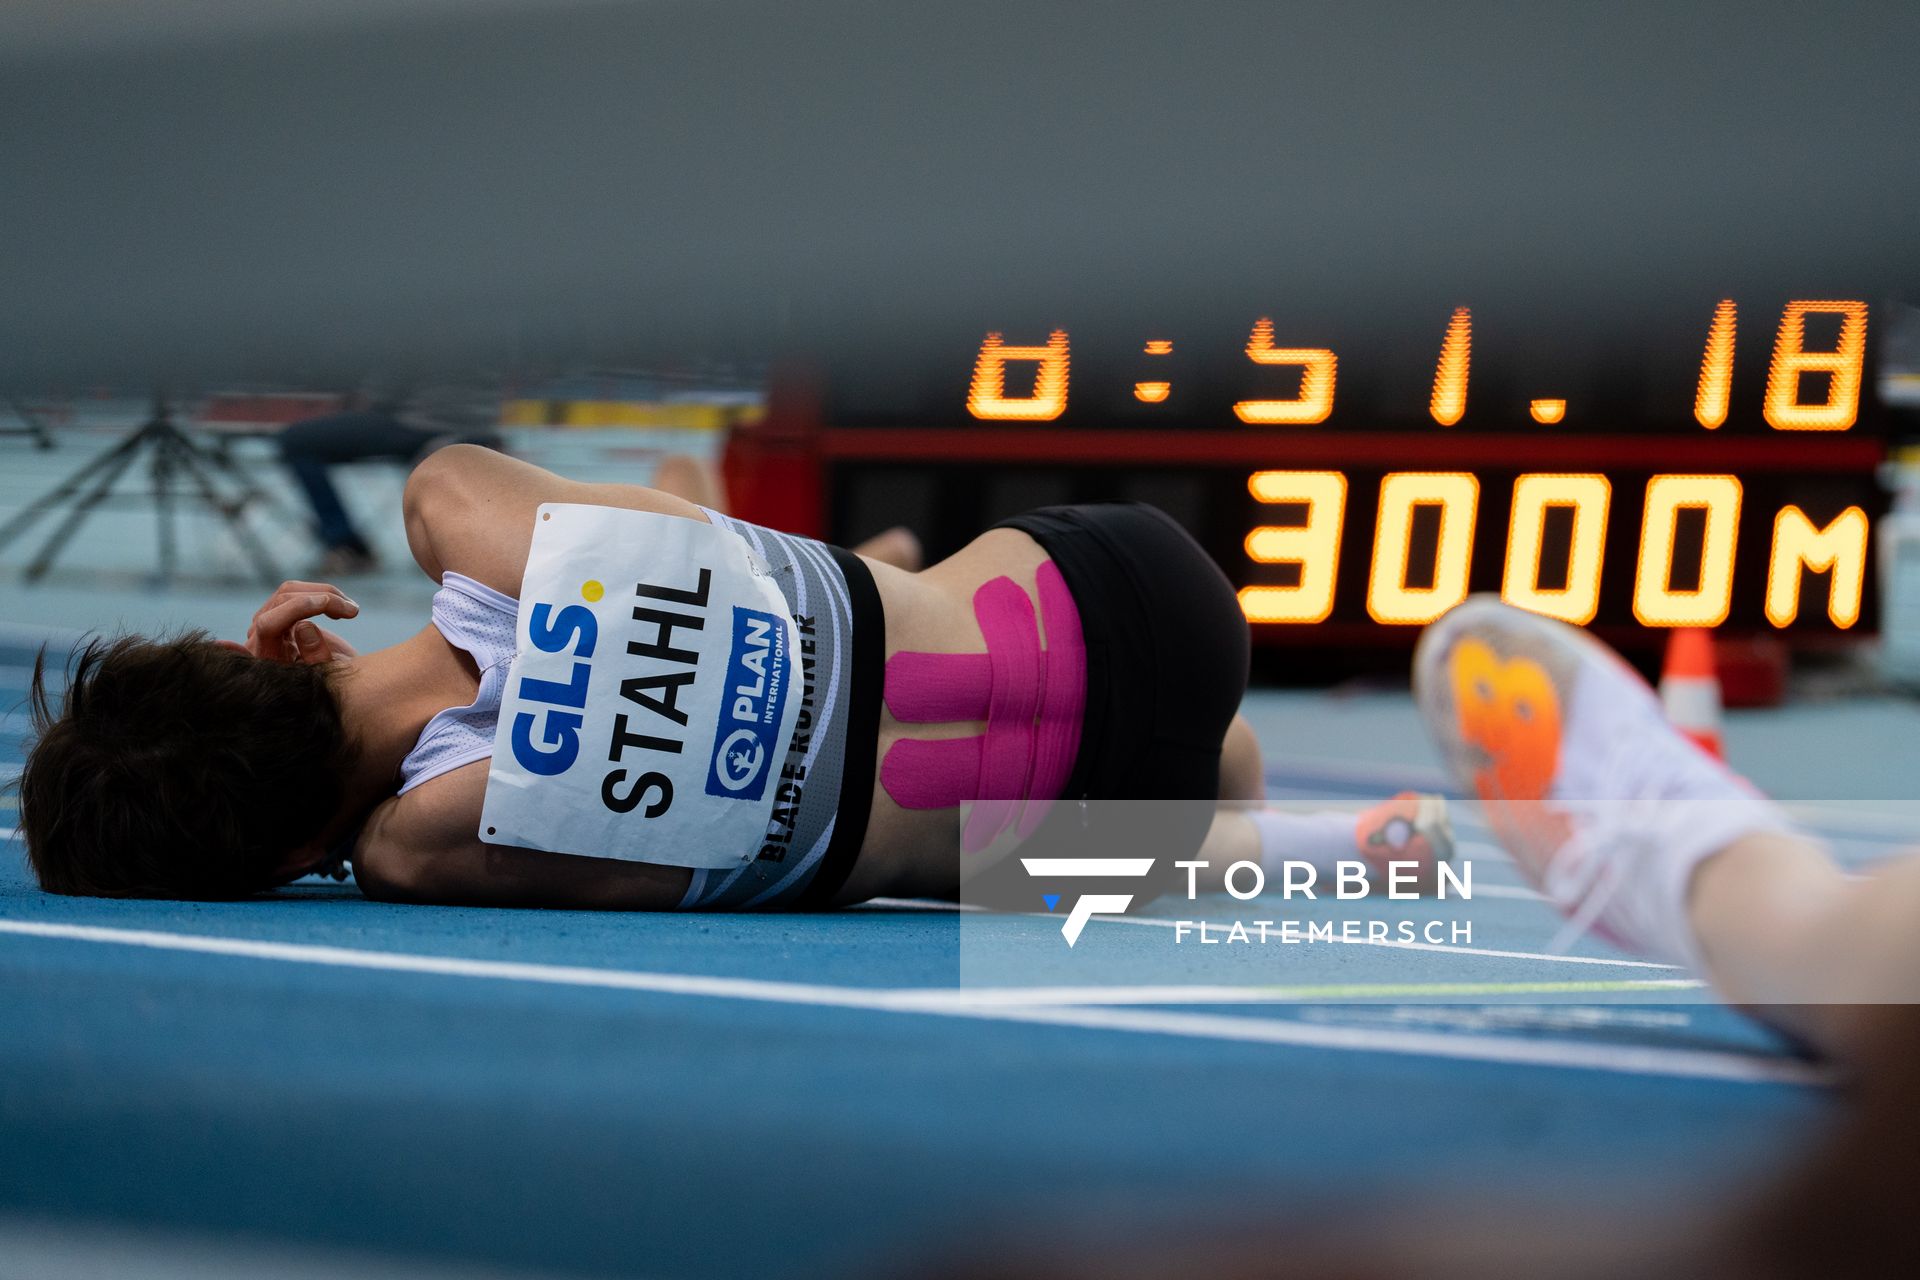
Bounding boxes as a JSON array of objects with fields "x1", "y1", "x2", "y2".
[
  {"x1": 863, "y1": 897, "x2": 1679, "y2": 970},
  {"x1": 0, "y1": 918, "x2": 1802, "y2": 1084},
  {"x1": 864, "y1": 978, "x2": 1707, "y2": 1006},
  {"x1": 0, "y1": 1218, "x2": 513, "y2": 1280},
  {"x1": 1307, "y1": 1004, "x2": 1697, "y2": 1033},
  {"x1": 979, "y1": 1004, "x2": 1822, "y2": 1086},
  {"x1": 1051, "y1": 912, "x2": 1683, "y2": 968},
  {"x1": 0, "y1": 918, "x2": 955, "y2": 1010},
  {"x1": 1461, "y1": 883, "x2": 1544, "y2": 900}
]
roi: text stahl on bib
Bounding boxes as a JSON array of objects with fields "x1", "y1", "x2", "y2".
[{"x1": 480, "y1": 503, "x2": 802, "y2": 869}]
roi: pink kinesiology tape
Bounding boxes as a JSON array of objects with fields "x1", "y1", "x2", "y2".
[{"x1": 880, "y1": 562, "x2": 1085, "y2": 852}]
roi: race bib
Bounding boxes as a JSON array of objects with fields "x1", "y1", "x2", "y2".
[{"x1": 479, "y1": 503, "x2": 803, "y2": 869}]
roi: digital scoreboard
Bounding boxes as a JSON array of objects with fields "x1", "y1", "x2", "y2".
[{"x1": 786, "y1": 297, "x2": 1889, "y2": 645}]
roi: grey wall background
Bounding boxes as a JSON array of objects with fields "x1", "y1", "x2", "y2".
[{"x1": 1, "y1": 0, "x2": 1916, "y2": 385}]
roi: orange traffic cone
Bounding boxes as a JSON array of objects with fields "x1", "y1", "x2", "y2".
[{"x1": 1660, "y1": 627, "x2": 1725, "y2": 760}]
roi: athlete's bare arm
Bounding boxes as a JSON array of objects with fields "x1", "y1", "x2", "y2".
[
  {"x1": 353, "y1": 759, "x2": 692, "y2": 909},
  {"x1": 402, "y1": 444, "x2": 710, "y2": 594}
]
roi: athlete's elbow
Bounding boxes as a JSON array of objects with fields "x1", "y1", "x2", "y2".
[
  {"x1": 351, "y1": 843, "x2": 429, "y2": 904},
  {"x1": 404, "y1": 443, "x2": 481, "y2": 527},
  {"x1": 402, "y1": 444, "x2": 486, "y2": 579}
]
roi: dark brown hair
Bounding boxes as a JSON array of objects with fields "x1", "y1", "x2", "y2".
[{"x1": 17, "y1": 633, "x2": 354, "y2": 898}]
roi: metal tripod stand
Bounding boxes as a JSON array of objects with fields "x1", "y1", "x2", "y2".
[
  {"x1": 2, "y1": 398, "x2": 57, "y2": 449},
  {"x1": 0, "y1": 396, "x2": 284, "y2": 586}
]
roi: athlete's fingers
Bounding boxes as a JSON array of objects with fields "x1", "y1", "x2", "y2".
[
  {"x1": 251, "y1": 590, "x2": 359, "y2": 636},
  {"x1": 254, "y1": 582, "x2": 355, "y2": 618},
  {"x1": 251, "y1": 580, "x2": 349, "y2": 623},
  {"x1": 268, "y1": 579, "x2": 347, "y2": 600},
  {"x1": 247, "y1": 589, "x2": 359, "y2": 660},
  {"x1": 292, "y1": 621, "x2": 331, "y2": 665}
]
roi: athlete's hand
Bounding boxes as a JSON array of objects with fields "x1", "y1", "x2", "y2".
[{"x1": 245, "y1": 580, "x2": 361, "y2": 665}]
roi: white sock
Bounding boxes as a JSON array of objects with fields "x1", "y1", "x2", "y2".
[{"x1": 1250, "y1": 809, "x2": 1359, "y2": 876}]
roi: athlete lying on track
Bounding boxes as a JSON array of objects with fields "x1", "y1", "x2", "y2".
[{"x1": 18, "y1": 445, "x2": 1450, "y2": 908}]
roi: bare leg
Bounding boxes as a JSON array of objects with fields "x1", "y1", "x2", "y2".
[
  {"x1": 851, "y1": 525, "x2": 924, "y2": 572},
  {"x1": 650, "y1": 453, "x2": 727, "y2": 510},
  {"x1": 1688, "y1": 834, "x2": 1920, "y2": 1060},
  {"x1": 651, "y1": 451, "x2": 922, "y2": 570},
  {"x1": 1188, "y1": 716, "x2": 1448, "y2": 894},
  {"x1": 1218, "y1": 713, "x2": 1265, "y2": 803},
  {"x1": 1185, "y1": 718, "x2": 1266, "y2": 891}
]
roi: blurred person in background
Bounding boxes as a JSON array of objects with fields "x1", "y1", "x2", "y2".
[
  {"x1": 279, "y1": 383, "x2": 926, "y2": 579},
  {"x1": 278, "y1": 378, "x2": 505, "y2": 576}
]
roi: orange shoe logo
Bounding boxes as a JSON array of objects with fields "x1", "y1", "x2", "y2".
[{"x1": 1449, "y1": 638, "x2": 1561, "y2": 805}]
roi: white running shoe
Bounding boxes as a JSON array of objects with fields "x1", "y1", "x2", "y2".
[{"x1": 1412, "y1": 596, "x2": 1790, "y2": 969}]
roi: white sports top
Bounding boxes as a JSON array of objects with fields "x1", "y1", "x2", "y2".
[{"x1": 396, "y1": 572, "x2": 519, "y2": 794}]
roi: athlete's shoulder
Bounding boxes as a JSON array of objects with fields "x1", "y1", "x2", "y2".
[
  {"x1": 402, "y1": 445, "x2": 709, "y2": 598},
  {"x1": 353, "y1": 761, "x2": 489, "y2": 902},
  {"x1": 352, "y1": 759, "x2": 693, "y2": 910}
]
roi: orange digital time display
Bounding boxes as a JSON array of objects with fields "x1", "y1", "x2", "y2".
[
  {"x1": 823, "y1": 297, "x2": 1886, "y2": 639},
  {"x1": 965, "y1": 301, "x2": 1870, "y2": 434}
]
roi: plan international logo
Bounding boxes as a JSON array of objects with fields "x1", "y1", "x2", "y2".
[{"x1": 703, "y1": 606, "x2": 791, "y2": 802}]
